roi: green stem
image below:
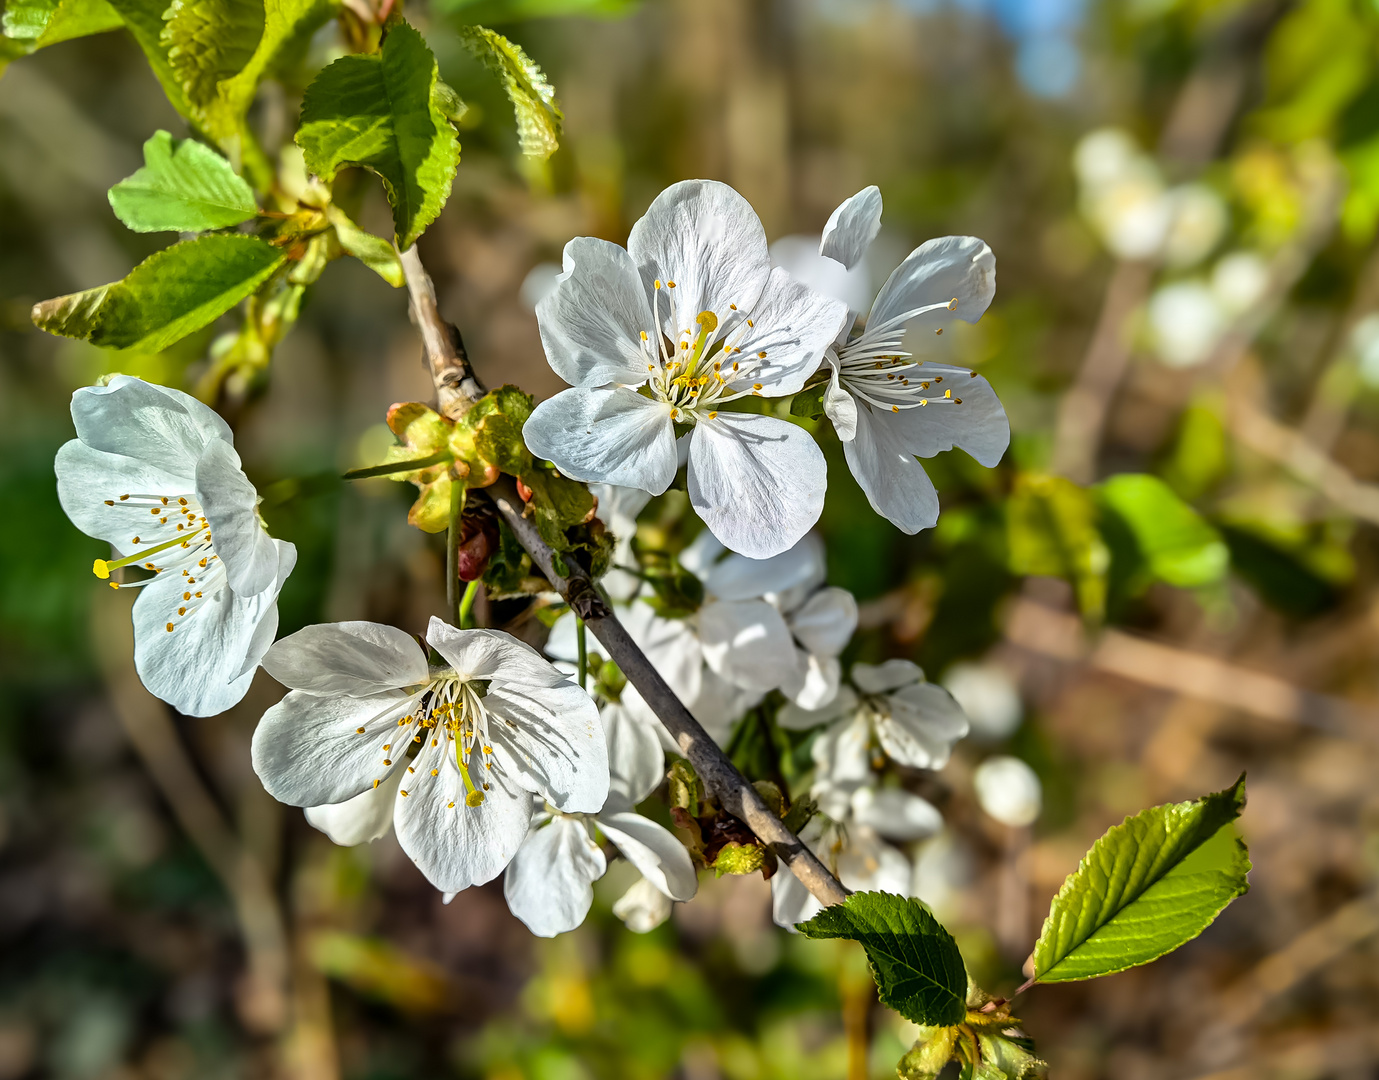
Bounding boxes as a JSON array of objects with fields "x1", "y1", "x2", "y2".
[
  {"x1": 447, "y1": 476, "x2": 463, "y2": 626},
  {"x1": 344, "y1": 450, "x2": 452, "y2": 480},
  {"x1": 576, "y1": 617, "x2": 588, "y2": 691},
  {"x1": 458, "y1": 579, "x2": 481, "y2": 630}
]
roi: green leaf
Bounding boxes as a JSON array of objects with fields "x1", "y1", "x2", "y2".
[
  {"x1": 108, "y1": 130, "x2": 257, "y2": 232},
  {"x1": 1006, "y1": 472, "x2": 1109, "y2": 620},
  {"x1": 1, "y1": 0, "x2": 120, "y2": 64},
  {"x1": 1098, "y1": 474, "x2": 1229, "y2": 589},
  {"x1": 518, "y1": 467, "x2": 595, "y2": 550},
  {"x1": 436, "y1": 0, "x2": 637, "y2": 19},
  {"x1": 325, "y1": 206, "x2": 404, "y2": 287},
  {"x1": 1031, "y1": 775, "x2": 1250, "y2": 984},
  {"x1": 160, "y1": 0, "x2": 264, "y2": 107},
  {"x1": 297, "y1": 21, "x2": 460, "y2": 248},
  {"x1": 797, "y1": 892, "x2": 967, "y2": 1026},
  {"x1": 104, "y1": 0, "x2": 193, "y2": 117},
  {"x1": 32, "y1": 234, "x2": 285, "y2": 353},
  {"x1": 790, "y1": 382, "x2": 826, "y2": 419},
  {"x1": 458, "y1": 25, "x2": 562, "y2": 158}
]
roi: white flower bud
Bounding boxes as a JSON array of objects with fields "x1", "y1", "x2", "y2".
[
  {"x1": 942, "y1": 662, "x2": 1023, "y2": 740},
  {"x1": 973, "y1": 756, "x2": 1043, "y2": 828},
  {"x1": 1148, "y1": 280, "x2": 1225, "y2": 368}
]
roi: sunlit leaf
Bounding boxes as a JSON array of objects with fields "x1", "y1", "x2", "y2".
[
  {"x1": 108, "y1": 130, "x2": 257, "y2": 232},
  {"x1": 1098, "y1": 473, "x2": 1229, "y2": 589},
  {"x1": 160, "y1": 0, "x2": 264, "y2": 106},
  {"x1": 1006, "y1": 472, "x2": 1108, "y2": 620},
  {"x1": 459, "y1": 24, "x2": 562, "y2": 158},
  {"x1": 297, "y1": 20, "x2": 460, "y2": 248},
  {"x1": 1031, "y1": 776, "x2": 1249, "y2": 984},
  {"x1": 797, "y1": 892, "x2": 967, "y2": 1026},
  {"x1": 32, "y1": 234, "x2": 285, "y2": 353}
]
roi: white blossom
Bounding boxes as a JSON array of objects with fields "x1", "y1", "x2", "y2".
[
  {"x1": 780, "y1": 187, "x2": 1010, "y2": 534},
  {"x1": 589, "y1": 483, "x2": 651, "y2": 601},
  {"x1": 612, "y1": 873, "x2": 674, "y2": 933},
  {"x1": 251, "y1": 619, "x2": 608, "y2": 895},
  {"x1": 941, "y1": 661, "x2": 1023, "y2": 741},
  {"x1": 55, "y1": 375, "x2": 296, "y2": 717},
  {"x1": 778, "y1": 659, "x2": 970, "y2": 776},
  {"x1": 503, "y1": 703, "x2": 696, "y2": 937},
  {"x1": 1148, "y1": 280, "x2": 1225, "y2": 368},
  {"x1": 973, "y1": 755, "x2": 1043, "y2": 828},
  {"x1": 522, "y1": 179, "x2": 850, "y2": 559}
]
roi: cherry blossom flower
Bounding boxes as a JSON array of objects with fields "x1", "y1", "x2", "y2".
[
  {"x1": 504, "y1": 703, "x2": 696, "y2": 937},
  {"x1": 55, "y1": 375, "x2": 296, "y2": 716},
  {"x1": 779, "y1": 187, "x2": 1010, "y2": 534},
  {"x1": 523, "y1": 179, "x2": 850, "y2": 559},
  {"x1": 251, "y1": 619, "x2": 608, "y2": 895}
]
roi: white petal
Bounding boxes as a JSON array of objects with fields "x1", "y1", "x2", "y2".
[
  {"x1": 820, "y1": 186, "x2": 883, "y2": 271},
  {"x1": 972, "y1": 756, "x2": 1042, "y2": 827},
  {"x1": 842, "y1": 407, "x2": 940, "y2": 534},
  {"x1": 703, "y1": 533, "x2": 824, "y2": 603},
  {"x1": 822, "y1": 354, "x2": 858, "y2": 442},
  {"x1": 503, "y1": 815, "x2": 605, "y2": 937},
  {"x1": 133, "y1": 541, "x2": 295, "y2": 717},
  {"x1": 777, "y1": 684, "x2": 858, "y2": 731},
  {"x1": 686, "y1": 669, "x2": 761, "y2": 746},
  {"x1": 536, "y1": 236, "x2": 656, "y2": 388},
  {"x1": 627, "y1": 179, "x2": 770, "y2": 327},
  {"x1": 195, "y1": 439, "x2": 276, "y2": 596},
  {"x1": 304, "y1": 770, "x2": 404, "y2": 846},
  {"x1": 69, "y1": 375, "x2": 227, "y2": 471},
  {"x1": 486, "y1": 680, "x2": 609, "y2": 813},
  {"x1": 251, "y1": 688, "x2": 412, "y2": 805},
  {"x1": 590, "y1": 483, "x2": 653, "y2": 529},
  {"x1": 727, "y1": 268, "x2": 849, "y2": 396},
  {"x1": 621, "y1": 600, "x2": 703, "y2": 705},
  {"x1": 850, "y1": 786, "x2": 943, "y2": 841},
  {"x1": 524, "y1": 388, "x2": 677, "y2": 494},
  {"x1": 604, "y1": 702, "x2": 666, "y2": 808},
  {"x1": 598, "y1": 810, "x2": 698, "y2": 901},
  {"x1": 868, "y1": 235, "x2": 996, "y2": 335},
  {"x1": 687, "y1": 413, "x2": 826, "y2": 560},
  {"x1": 427, "y1": 621, "x2": 570, "y2": 688},
  {"x1": 787, "y1": 586, "x2": 857, "y2": 657},
  {"x1": 771, "y1": 865, "x2": 822, "y2": 930},
  {"x1": 875, "y1": 683, "x2": 969, "y2": 770},
  {"x1": 770, "y1": 234, "x2": 874, "y2": 316},
  {"x1": 677, "y1": 528, "x2": 725, "y2": 577},
  {"x1": 781, "y1": 651, "x2": 842, "y2": 712},
  {"x1": 810, "y1": 712, "x2": 873, "y2": 800},
  {"x1": 612, "y1": 875, "x2": 674, "y2": 932},
  {"x1": 882, "y1": 372, "x2": 1010, "y2": 468},
  {"x1": 262, "y1": 621, "x2": 428, "y2": 696},
  {"x1": 852, "y1": 659, "x2": 923, "y2": 695},
  {"x1": 395, "y1": 738, "x2": 537, "y2": 893},
  {"x1": 542, "y1": 610, "x2": 581, "y2": 664},
  {"x1": 698, "y1": 598, "x2": 800, "y2": 693},
  {"x1": 838, "y1": 830, "x2": 911, "y2": 895},
  {"x1": 55, "y1": 441, "x2": 190, "y2": 546}
]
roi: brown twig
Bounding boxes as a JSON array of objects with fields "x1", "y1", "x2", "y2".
[{"x1": 398, "y1": 245, "x2": 850, "y2": 909}]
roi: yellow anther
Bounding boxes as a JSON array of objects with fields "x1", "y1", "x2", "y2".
[
  {"x1": 654, "y1": 279, "x2": 662, "y2": 289},
  {"x1": 667, "y1": 280, "x2": 676, "y2": 288},
  {"x1": 944, "y1": 389, "x2": 952, "y2": 399},
  {"x1": 757, "y1": 351, "x2": 766, "y2": 359},
  {"x1": 374, "y1": 779, "x2": 380, "y2": 789},
  {"x1": 160, "y1": 497, "x2": 168, "y2": 506},
  {"x1": 431, "y1": 768, "x2": 439, "y2": 776},
  {"x1": 132, "y1": 537, "x2": 140, "y2": 544},
  {"x1": 177, "y1": 607, "x2": 186, "y2": 615},
  {"x1": 919, "y1": 399, "x2": 928, "y2": 406},
  {"x1": 108, "y1": 582, "x2": 119, "y2": 590},
  {"x1": 104, "y1": 500, "x2": 114, "y2": 506},
  {"x1": 150, "y1": 508, "x2": 159, "y2": 515},
  {"x1": 641, "y1": 331, "x2": 648, "y2": 340},
  {"x1": 730, "y1": 303, "x2": 738, "y2": 310},
  {"x1": 892, "y1": 405, "x2": 900, "y2": 412},
  {"x1": 708, "y1": 411, "x2": 718, "y2": 419},
  {"x1": 401, "y1": 790, "x2": 409, "y2": 797},
  {"x1": 935, "y1": 328, "x2": 943, "y2": 335},
  {"x1": 178, "y1": 498, "x2": 187, "y2": 505},
  {"x1": 970, "y1": 370, "x2": 978, "y2": 377},
  {"x1": 746, "y1": 319, "x2": 753, "y2": 327},
  {"x1": 947, "y1": 297, "x2": 958, "y2": 310},
  {"x1": 119, "y1": 495, "x2": 129, "y2": 501},
  {"x1": 935, "y1": 376, "x2": 943, "y2": 383},
  {"x1": 408, "y1": 766, "x2": 415, "y2": 774},
  {"x1": 752, "y1": 382, "x2": 763, "y2": 390},
  {"x1": 447, "y1": 801, "x2": 455, "y2": 808},
  {"x1": 383, "y1": 743, "x2": 391, "y2": 750},
  {"x1": 955, "y1": 397, "x2": 963, "y2": 404},
  {"x1": 383, "y1": 758, "x2": 392, "y2": 766},
  {"x1": 165, "y1": 623, "x2": 174, "y2": 632},
  {"x1": 356, "y1": 727, "x2": 365, "y2": 734}
]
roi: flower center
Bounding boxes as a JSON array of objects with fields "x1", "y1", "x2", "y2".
[
  {"x1": 638, "y1": 280, "x2": 772, "y2": 422},
  {"x1": 836, "y1": 297, "x2": 981, "y2": 414},
  {"x1": 354, "y1": 674, "x2": 497, "y2": 808},
  {"x1": 92, "y1": 492, "x2": 222, "y2": 635}
]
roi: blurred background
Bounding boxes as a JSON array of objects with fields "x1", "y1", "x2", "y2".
[{"x1": 3, "y1": 0, "x2": 1379, "y2": 1077}]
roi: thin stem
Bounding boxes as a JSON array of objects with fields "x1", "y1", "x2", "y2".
[
  {"x1": 401, "y1": 250, "x2": 848, "y2": 909},
  {"x1": 447, "y1": 476, "x2": 463, "y2": 627},
  {"x1": 459, "y1": 578, "x2": 481, "y2": 630},
  {"x1": 576, "y1": 616, "x2": 588, "y2": 690},
  {"x1": 344, "y1": 450, "x2": 451, "y2": 480}
]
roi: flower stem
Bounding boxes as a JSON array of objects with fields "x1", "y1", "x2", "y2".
[
  {"x1": 576, "y1": 616, "x2": 588, "y2": 690},
  {"x1": 343, "y1": 449, "x2": 451, "y2": 480},
  {"x1": 447, "y1": 475, "x2": 463, "y2": 627},
  {"x1": 458, "y1": 579, "x2": 480, "y2": 630}
]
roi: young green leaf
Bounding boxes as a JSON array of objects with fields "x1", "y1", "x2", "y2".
[
  {"x1": 108, "y1": 130, "x2": 257, "y2": 232},
  {"x1": 325, "y1": 206, "x2": 404, "y2": 288},
  {"x1": 459, "y1": 25, "x2": 562, "y2": 159},
  {"x1": 1030, "y1": 775, "x2": 1250, "y2": 984},
  {"x1": 1098, "y1": 473, "x2": 1229, "y2": 589},
  {"x1": 1006, "y1": 472, "x2": 1109, "y2": 620},
  {"x1": 797, "y1": 892, "x2": 968, "y2": 1027},
  {"x1": 297, "y1": 21, "x2": 460, "y2": 248},
  {"x1": 1, "y1": 0, "x2": 121, "y2": 67},
  {"x1": 32, "y1": 234, "x2": 285, "y2": 353},
  {"x1": 104, "y1": 0, "x2": 194, "y2": 118},
  {"x1": 160, "y1": 0, "x2": 264, "y2": 107}
]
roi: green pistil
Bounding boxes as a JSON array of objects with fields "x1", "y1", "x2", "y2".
[{"x1": 93, "y1": 529, "x2": 205, "y2": 578}]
